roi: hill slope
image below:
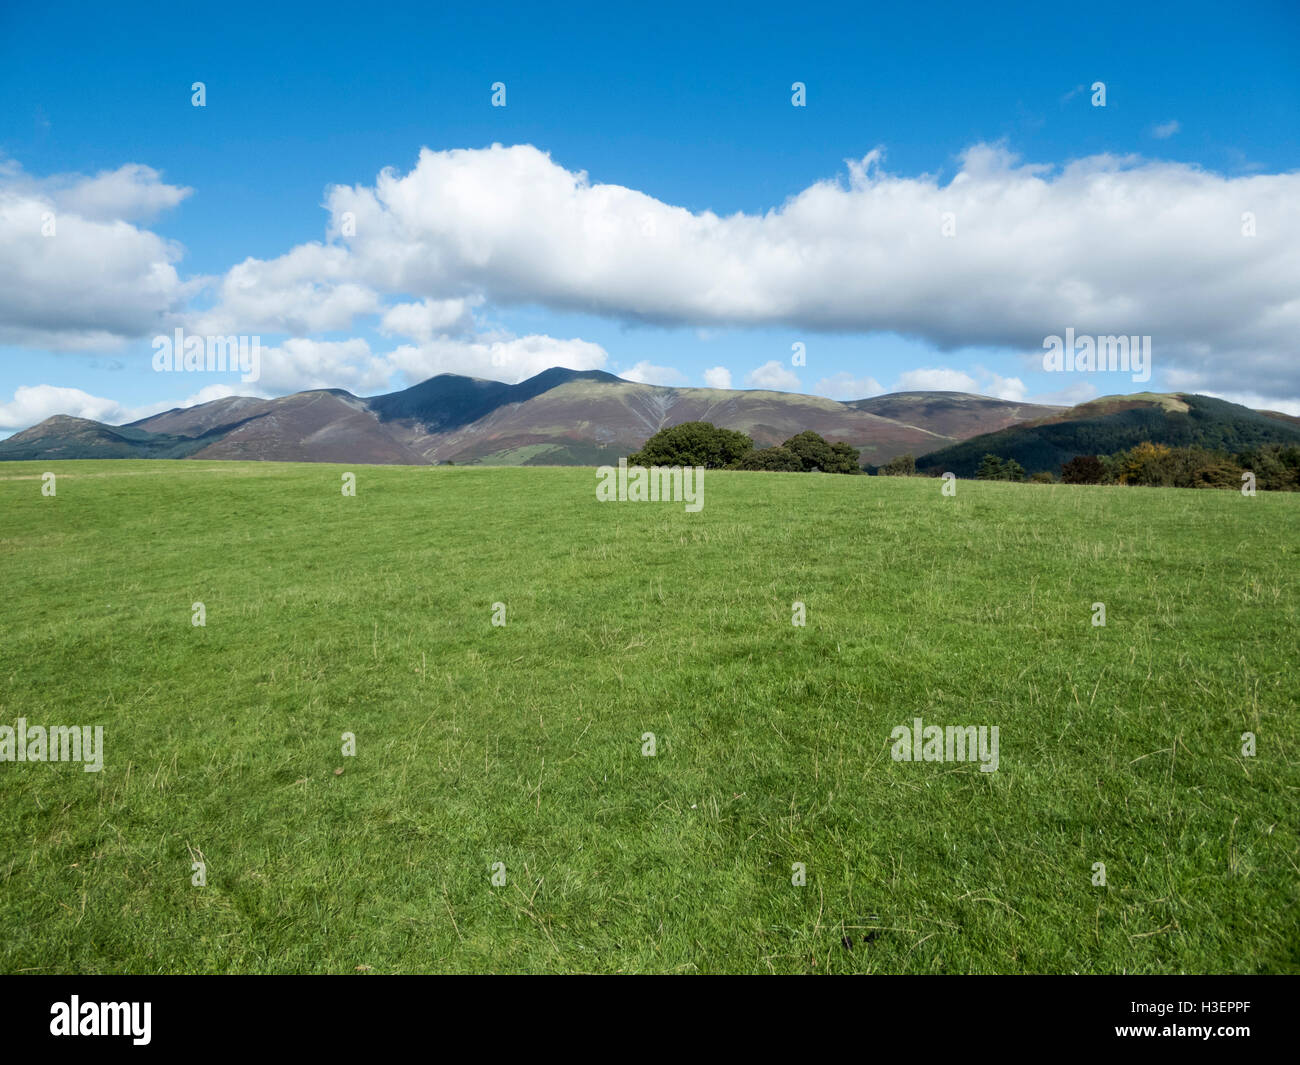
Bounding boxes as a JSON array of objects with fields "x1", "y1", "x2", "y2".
[
  {"x1": 0, "y1": 415, "x2": 210, "y2": 460},
  {"x1": 419, "y1": 378, "x2": 954, "y2": 465},
  {"x1": 848, "y1": 391, "x2": 1060, "y2": 439},
  {"x1": 914, "y1": 393, "x2": 1300, "y2": 476}
]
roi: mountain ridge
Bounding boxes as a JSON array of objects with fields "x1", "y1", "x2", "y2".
[{"x1": 0, "y1": 367, "x2": 1086, "y2": 467}]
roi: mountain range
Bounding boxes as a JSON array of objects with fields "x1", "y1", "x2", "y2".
[
  {"x1": 3, "y1": 368, "x2": 1297, "y2": 472},
  {"x1": 0, "y1": 368, "x2": 1059, "y2": 466}
]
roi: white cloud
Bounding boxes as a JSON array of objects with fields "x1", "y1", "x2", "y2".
[
  {"x1": 895, "y1": 368, "x2": 979, "y2": 392},
  {"x1": 0, "y1": 159, "x2": 192, "y2": 223},
  {"x1": 812, "y1": 372, "x2": 883, "y2": 399},
  {"x1": 746, "y1": 360, "x2": 802, "y2": 391},
  {"x1": 0, "y1": 385, "x2": 132, "y2": 430},
  {"x1": 1029, "y1": 381, "x2": 1097, "y2": 407},
  {"x1": 0, "y1": 165, "x2": 193, "y2": 349},
  {"x1": 53, "y1": 164, "x2": 191, "y2": 222},
  {"x1": 188, "y1": 243, "x2": 380, "y2": 336},
  {"x1": 8, "y1": 142, "x2": 1300, "y2": 410},
  {"x1": 378, "y1": 297, "x2": 476, "y2": 342},
  {"x1": 384, "y1": 333, "x2": 607, "y2": 386},
  {"x1": 317, "y1": 143, "x2": 1300, "y2": 404},
  {"x1": 702, "y1": 365, "x2": 733, "y2": 390},
  {"x1": 621, "y1": 360, "x2": 684, "y2": 385},
  {"x1": 255, "y1": 338, "x2": 392, "y2": 394},
  {"x1": 982, "y1": 373, "x2": 1028, "y2": 401},
  {"x1": 0, "y1": 380, "x2": 256, "y2": 432},
  {"x1": 1152, "y1": 120, "x2": 1181, "y2": 140}
]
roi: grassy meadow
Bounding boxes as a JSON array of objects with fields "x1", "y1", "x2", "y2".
[{"x1": 0, "y1": 459, "x2": 1296, "y2": 973}]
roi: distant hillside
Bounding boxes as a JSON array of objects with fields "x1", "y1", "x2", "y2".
[
  {"x1": 848, "y1": 391, "x2": 1060, "y2": 439},
  {"x1": 914, "y1": 393, "x2": 1300, "y2": 477},
  {"x1": 420, "y1": 377, "x2": 952, "y2": 466},
  {"x1": 0, "y1": 415, "x2": 209, "y2": 460},
  {"x1": 0, "y1": 368, "x2": 1094, "y2": 467}
]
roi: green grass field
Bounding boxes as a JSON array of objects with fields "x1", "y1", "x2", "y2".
[{"x1": 1, "y1": 460, "x2": 1296, "y2": 973}]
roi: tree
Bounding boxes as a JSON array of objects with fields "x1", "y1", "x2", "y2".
[
  {"x1": 734, "y1": 446, "x2": 804, "y2": 471},
  {"x1": 1189, "y1": 461, "x2": 1244, "y2": 489},
  {"x1": 881, "y1": 452, "x2": 916, "y2": 476},
  {"x1": 1117, "y1": 441, "x2": 1175, "y2": 486},
  {"x1": 976, "y1": 454, "x2": 1006, "y2": 480},
  {"x1": 1061, "y1": 455, "x2": 1105, "y2": 484},
  {"x1": 629, "y1": 422, "x2": 753, "y2": 468},
  {"x1": 1235, "y1": 443, "x2": 1300, "y2": 491},
  {"x1": 828, "y1": 441, "x2": 863, "y2": 474},
  {"x1": 779, "y1": 430, "x2": 860, "y2": 473}
]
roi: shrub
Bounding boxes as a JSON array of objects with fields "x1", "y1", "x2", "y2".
[{"x1": 1190, "y1": 461, "x2": 1245, "y2": 489}]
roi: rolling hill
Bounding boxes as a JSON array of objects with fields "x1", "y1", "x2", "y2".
[
  {"x1": 0, "y1": 369, "x2": 1064, "y2": 467},
  {"x1": 913, "y1": 392, "x2": 1300, "y2": 477}
]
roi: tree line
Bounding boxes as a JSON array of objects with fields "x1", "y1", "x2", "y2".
[
  {"x1": 629, "y1": 422, "x2": 861, "y2": 473},
  {"x1": 880, "y1": 441, "x2": 1300, "y2": 490},
  {"x1": 630, "y1": 421, "x2": 1300, "y2": 489}
]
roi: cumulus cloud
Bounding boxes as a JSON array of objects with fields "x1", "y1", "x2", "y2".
[
  {"x1": 0, "y1": 380, "x2": 254, "y2": 432},
  {"x1": 621, "y1": 360, "x2": 684, "y2": 385},
  {"x1": 316, "y1": 142, "x2": 1300, "y2": 403},
  {"x1": 188, "y1": 243, "x2": 380, "y2": 336},
  {"x1": 746, "y1": 360, "x2": 802, "y2": 391},
  {"x1": 813, "y1": 372, "x2": 883, "y2": 399},
  {"x1": 702, "y1": 365, "x2": 733, "y2": 390},
  {"x1": 8, "y1": 142, "x2": 1300, "y2": 410},
  {"x1": 0, "y1": 163, "x2": 193, "y2": 349},
  {"x1": 0, "y1": 159, "x2": 192, "y2": 223},
  {"x1": 0, "y1": 385, "x2": 133, "y2": 430},
  {"x1": 378, "y1": 297, "x2": 477, "y2": 342},
  {"x1": 982, "y1": 373, "x2": 1029, "y2": 401},
  {"x1": 52, "y1": 164, "x2": 191, "y2": 222},
  {"x1": 895, "y1": 368, "x2": 979, "y2": 392},
  {"x1": 255, "y1": 338, "x2": 392, "y2": 394},
  {"x1": 1151, "y1": 120, "x2": 1181, "y2": 140},
  {"x1": 384, "y1": 332, "x2": 607, "y2": 386}
]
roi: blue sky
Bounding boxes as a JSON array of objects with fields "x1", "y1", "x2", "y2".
[{"x1": 1, "y1": 0, "x2": 1298, "y2": 432}]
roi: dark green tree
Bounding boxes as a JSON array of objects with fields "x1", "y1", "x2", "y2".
[
  {"x1": 1060, "y1": 455, "x2": 1105, "y2": 484},
  {"x1": 976, "y1": 454, "x2": 1006, "y2": 480},
  {"x1": 780, "y1": 431, "x2": 861, "y2": 473},
  {"x1": 734, "y1": 446, "x2": 804, "y2": 471},
  {"x1": 880, "y1": 452, "x2": 916, "y2": 476},
  {"x1": 629, "y1": 422, "x2": 753, "y2": 468}
]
